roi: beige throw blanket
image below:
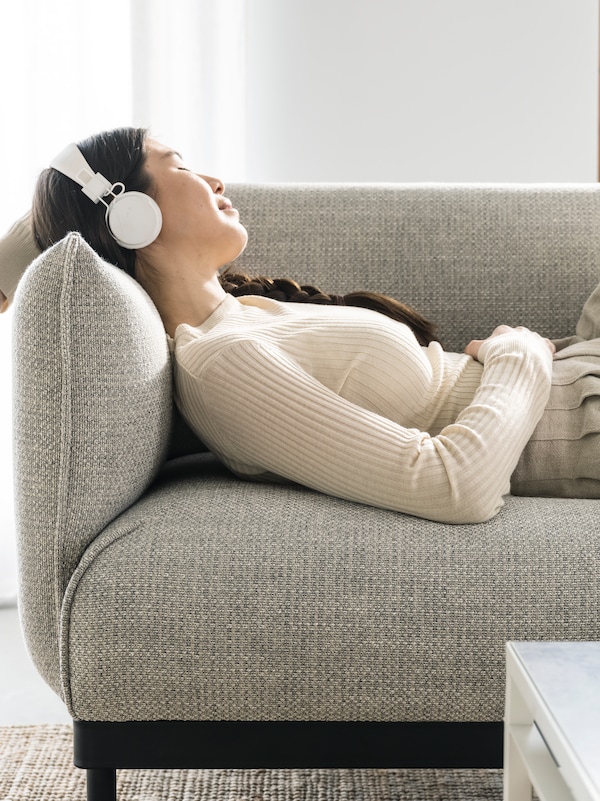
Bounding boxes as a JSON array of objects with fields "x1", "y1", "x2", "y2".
[{"x1": 513, "y1": 280, "x2": 600, "y2": 497}]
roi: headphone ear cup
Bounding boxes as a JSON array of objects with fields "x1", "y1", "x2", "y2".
[{"x1": 106, "y1": 192, "x2": 162, "y2": 249}]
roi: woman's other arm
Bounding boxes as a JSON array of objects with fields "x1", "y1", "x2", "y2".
[
  {"x1": 0, "y1": 212, "x2": 41, "y2": 313},
  {"x1": 173, "y1": 326, "x2": 553, "y2": 524}
]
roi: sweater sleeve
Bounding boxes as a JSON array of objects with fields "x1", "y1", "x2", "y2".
[
  {"x1": 174, "y1": 330, "x2": 553, "y2": 524},
  {"x1": 0, "y1": 212, "x2": 41, "y2": 307}
]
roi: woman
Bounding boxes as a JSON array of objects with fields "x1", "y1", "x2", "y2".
[{"x1": 2, "y1": 127, "x2": 599, "y2": 523}]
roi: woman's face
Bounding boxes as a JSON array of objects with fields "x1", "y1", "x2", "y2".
[{"x1": 143, "y1": 138, "x2": 248, "y2": 268}]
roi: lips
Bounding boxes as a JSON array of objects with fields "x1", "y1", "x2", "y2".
[{"x1": 219, "y1": 197, "x2": 234, "y2": 211}]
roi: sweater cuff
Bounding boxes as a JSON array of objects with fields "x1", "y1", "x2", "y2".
[{"x1": 476, "y1": 329, "x2": 552, "y2": 368}]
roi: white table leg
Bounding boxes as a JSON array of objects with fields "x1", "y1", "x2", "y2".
[
  {"x1": 505, "y1": 658, "x2": 533, "y2": 801},
  {"x1": 505, "y1": 725, "x2": 533, "y2": 801}
]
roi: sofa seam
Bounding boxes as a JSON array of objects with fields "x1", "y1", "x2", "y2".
[
  {"x1": 54, "y1": 235, "x2": 78, "y2": 661},
  {"x1": 59, "y1": 519, "x2": 143, "y2": 719}
]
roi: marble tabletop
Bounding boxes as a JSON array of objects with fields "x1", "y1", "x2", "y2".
[{"x1": 511, "y1": 641, "x2": 600, "y2": 795}]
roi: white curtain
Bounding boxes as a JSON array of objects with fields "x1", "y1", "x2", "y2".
[
  {"x1": 130, "y1": 0, "x2": 247, "y2": 179},
  {"x1": 0, "y1": 0, "x2": 246, "y2": 603}
]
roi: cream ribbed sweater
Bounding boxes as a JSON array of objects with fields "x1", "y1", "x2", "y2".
[{"x1": 171, "y1": 295, "x2": 553, "y2": 524}]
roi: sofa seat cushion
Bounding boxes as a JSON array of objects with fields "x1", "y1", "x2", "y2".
[{"x1": 60, "y1": 456, "x2": 599, "y2": 723}]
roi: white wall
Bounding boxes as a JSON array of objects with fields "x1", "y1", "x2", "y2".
[
  {"x1": 245, "y1": 0, "x2": 598, "y2": 182},
  {"x1": 0, "y1": 1, "x2": 134, "y2": 602}
]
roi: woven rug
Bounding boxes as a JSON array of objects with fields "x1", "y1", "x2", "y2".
[{"x1": 0, "y1": 724, "x2": 504, "y2": 801}]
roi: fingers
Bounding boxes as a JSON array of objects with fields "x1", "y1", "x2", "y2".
[
  {"x1": 464, "y1": 339, "x2": 484, "y2": 359},
  {"x1": 464, "y1": 325, "x2": 556, "y2": 360}
]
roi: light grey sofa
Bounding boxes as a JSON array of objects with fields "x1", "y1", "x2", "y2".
[{"x1": 13, "y1": 184, "x2": 600, "y2": 801}]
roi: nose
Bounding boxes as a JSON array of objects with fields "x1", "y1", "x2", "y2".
[{"x1": 202, "y1": 175, "x2": 225, "y2": 195}]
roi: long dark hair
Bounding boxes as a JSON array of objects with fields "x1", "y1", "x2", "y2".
[
  {"x1": 32, "y1": 127, "x2": 151, "y2": 278},
  {"x1": 220, "y1": 273, "x2": 438, "y2": 346},
  {"x1": 32, "y1": 126, "x2": 438, "y2": 345}
]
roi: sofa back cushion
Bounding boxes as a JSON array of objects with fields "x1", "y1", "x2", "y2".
[
  {"x1": 229, "y1": 183, "x2": 600, "y2": 352},
  {"x1": 13, "y1": 233, "x2": 173, "y2": 692}
]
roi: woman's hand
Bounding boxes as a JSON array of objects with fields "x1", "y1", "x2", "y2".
[{"x1": 465, "y1": 325, "x2": 556, "y2": 361}]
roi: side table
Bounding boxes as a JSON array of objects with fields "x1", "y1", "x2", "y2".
[{"x1": 504, "y1": 641, "x2": 600, "y2": 801}]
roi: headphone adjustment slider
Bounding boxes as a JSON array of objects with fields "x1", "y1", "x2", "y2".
[{"x1": 81, "y1": 173, "x2": 113, "y2": 204}]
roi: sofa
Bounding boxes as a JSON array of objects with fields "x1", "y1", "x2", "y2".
[{"x1": 12, "y1": 183, "x2": 600, "y2": 801}]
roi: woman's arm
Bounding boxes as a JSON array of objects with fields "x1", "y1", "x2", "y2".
[
  {"x1": 0, "y1": 212, "x2": 41, "y2": 313},
  {"x1": 174, "y1": 328, "x2": 553, "y2": 524},
  {"x1": 464, "y1": 324, "x2": 556, "y2": 361}
]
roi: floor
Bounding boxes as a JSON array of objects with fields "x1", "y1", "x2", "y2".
[
  {"x1": 0, "y1": 605, "x2": 71, "y2": 725},
  {"x1": 1, "y1": 529, "x2": 69, "y2": 724}
]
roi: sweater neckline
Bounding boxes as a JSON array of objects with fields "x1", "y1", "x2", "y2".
[{"x1": 168, "y1": 294, "x2": 240, "y2": 344}]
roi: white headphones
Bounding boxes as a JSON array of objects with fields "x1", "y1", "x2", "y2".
[{"x1": 50, "y1": 143, "x2": 162, "y2": 249}]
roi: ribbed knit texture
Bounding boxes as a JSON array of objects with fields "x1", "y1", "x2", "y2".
[
  {"x1": 0, "y1": 211, "x2": 41, "y2": 303},
  {"x1": 172, "y1": 294, "x2": 552, "y2": 524}
]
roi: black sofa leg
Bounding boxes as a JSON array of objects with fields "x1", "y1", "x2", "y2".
[{"x1": 87, "y1": 768, "x2": 117, "y2": 801}]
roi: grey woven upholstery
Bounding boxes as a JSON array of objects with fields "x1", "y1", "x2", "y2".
[
  {"x1": 13, "y1": 184, "x2": 600, "y2": 725},
  {"x1": 231, "y1": 183, "x2": 600, "y2": 350},
  {"x1": 13, "y1": 234, "x2": 172, "y2": 693}
]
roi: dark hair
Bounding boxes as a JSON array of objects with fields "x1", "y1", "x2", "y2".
[
  {"x1": 32, "y1": 127, "x2": 151, "y2": 278},
  {"x1": 221, "y1": 273, "x2": 438, "y2": 346},
  {"x1": 32, "y1": 126, "x2": 438, "y2": 345}
]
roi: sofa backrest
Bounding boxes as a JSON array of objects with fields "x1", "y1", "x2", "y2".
[
  {"x1": 13, "y1": 233, "x2": 172, "y2": 692},
  {"x1": 229, "y1": 183, "x2": 600, "y2": 351}
]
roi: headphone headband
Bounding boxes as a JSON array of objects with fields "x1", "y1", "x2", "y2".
[
  {"x1": 49, "y1": 143, "x2": 162, "y2": 249},
  {"x1": 50, "y1": 143, "x2": 112, "y2": 203}
]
